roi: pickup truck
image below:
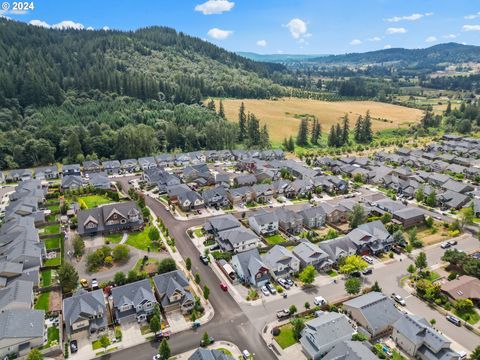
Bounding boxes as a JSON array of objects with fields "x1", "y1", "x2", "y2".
[{"x1": 276, "y1": 309, "x2": 290, "y2": 320}]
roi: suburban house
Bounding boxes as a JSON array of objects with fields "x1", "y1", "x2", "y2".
[
  {"x1": 318, "y1": 203, "x2": 349, "y2": 225},
  {"x1": 233, "y1": 174, "x2": 257, "y2": 187},
  {"x1": 263, "y1": 245, "x2": 300, "y2": 279},
  {"x1": 204, "y1": 214, "x2": 241, "y2": 238},
  {"x1": 77, "y1": 201, "x2": 143, "y2": 236},
  {"x1": 62, "y1": 289, "x2": 107, "y2": 339},
  {"x1": 6, "y1": 169, "x2": 33, "y2": 182},
  {"x1": 0, "y1": 280, "x2": 33, "y2": 310},
  {"x1": 0, "y1": 309, "x2": 45, "y2": 358},
  {"x1": 231, "y1": 248, "x2": 270, "y2": 287},
  {"x1": 323, "y1": 341, "x2": 377, "y2": 360},
  {"x1": 293, "y1": 240, "x2": 332, "y2": 271},
  {"x1": 251, "y1": 184, "x2": 274, "y2": 203},
  {"x1": 248, "y1": 210, "x2": 278, "y2": 236},
  {"x1": 202, "y1": 187, "x2": 229, "y2": 208},
  {"x1": 120, "y1": 159, "x2": 139, "y2": 173},
  {"x1": 138, "y1": 157, "x2": 157, "y2": 170},
  {"x1": 440, "y1": 275, "x2": 480, "y2": 303},
  {"x1": 300, "y1": 312, "x2": 356, "y2": 360},
  {"x1": 34, "y1": 166, "x2": 58, "y2": 180},
  {"x1": 392, "y1": 207, "x2": 425, "y2": 229},
  {"x1": 111, "y1": 279, "x2": 157, "y2": 323},
  {"x1": 83, "y1": 160, "x2": 102, "y2": 174},
  {"x1": 227, "y1": 186, "x2": 254, "y2": 205},
  {"x1": 343, "y1": 292, "x2": 401, "y2": 339},
  {"x1": 153, "y1": 270, "x2": 195, "y2": 314},
  {"x1": 217, "y1": 227, "x2": 260, "y2": 253},
  {"x1": 143, "y1": 168, "x2": 181, "y2": 192},
  {"x1": 102, "y1": 160, "x2": 121, "y2": 175},
  {"x1": 392, "y1": 314, "x2": 460, "y2": 360},
  {"x1": 61, "y1": 175, "x2": 85, "y2": 190},
  {"x1": 298, "y1": 206, "x2": 326, "y2": 229},
  {"x1": 347, "y1": 220, "x2": 394, "y2": 255},
  {"x1": 274, "y1": 208, "x2": 303, "y2": 234},
  {"x1": 177, "y1": 189, "x2": 205, "y2": 212},
  {"x1": 188, "y1": 348, "x2": 235, "y2": 360},
  {"x1": 62, "y1": 164, "x2": 81, "y2": 177},
  {"x1": 319, "y1": 237, "x2": 357, "y2": 264},
  {"x1": 88, "y1": 172, "x2": 111, "y2": 190}
]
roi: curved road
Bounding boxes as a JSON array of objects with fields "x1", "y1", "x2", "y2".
[{"x1": 108, "y1": 177, "x2": 277, "y2": 360}]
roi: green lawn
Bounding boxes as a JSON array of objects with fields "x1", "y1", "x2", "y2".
[
  {"x1": 46, "y1": 213, "x2": 57, "y2": 222},
  {"x1": 79, "y1": 195, "x2": 113, "y2": 209},
  {"x1": 35, "y1": 292, "x2": 50, "y2": 311},
  {"x1": 47, "y1": 204, "x2": 60, "y2": 213},
  {"x1": 265, "y1": 234, "x2": 286, "y2": 245},
  {"x1": 44, "y1": 254, "x2": 61, "y2": 267},
  {"x1": 45, "y1": 326, "x2": 59, "y2": 347},
  {"x1": 41, "y1": 224, "x2": 60, "y2": 235},
  {"x1": 127, "y1": 225, "x2": 157, "y2": 251},
  {"x1": 44, "y1": 235, "x2": 62, "y2": 250},
  {"x1": 105, "y1": 233, "x2": 123, "y2": 244},
  {"x1": 455, "y1": 309, "x2": 480, "y2": 325},
  {"x1": 425, "y1": 271, "x2": 441, "y2": 282},
  {"x1": 92, "y1": 340, "x2": 102, "y2": 350},
  {"x1": 215, "y1": 348, "x2": 232, "y2": 356},
  {"x1": 193, "y1": 228, "x2": 204, "y2": 238},
  {"x1": 274, "y1": 323, "x2": 297, "y2": 349},
  {"x1": 40, "y1": 269, "x2": 52, "y2": 287},
  {"x1": 326, "y1": 269, "x2": 338, "y2": 277},
  {"x1": 133, "y1": 258, "x2": 159, "y2": 273}
]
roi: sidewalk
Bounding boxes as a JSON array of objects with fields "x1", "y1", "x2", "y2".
[{"x1": 261, "y1": 319, "x2": 304, "y2": 360}]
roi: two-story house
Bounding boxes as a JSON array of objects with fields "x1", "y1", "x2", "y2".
[
  {"x1": 111, "y1": 279, "x2": 157, "y2": 324},
  {"x1": 263, "y1": 245, "x2": 300, "y2": 280},
  {"x1": 248, "y1": 210, "x2": 278, "y2": 236},
  {"x1": 231, "y1": 248, "x2": 270, "y2": 287},
  {"x1": 153, "y1": 270, "x2": 195, "y2": 314}
]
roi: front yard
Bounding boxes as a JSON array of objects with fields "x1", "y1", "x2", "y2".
[
  {"x1": 454, "y1": 309, "x2": 480, "y2": 325},
  {"x1": 133, "y1": 257, "x2": 159, "y2": 273},
  {"x1": 78, "y1": 194, "x2": 114, "y2": 209},
  {"x1": 104, "y1": 233, "x2": 123, "y2": 244},
  {"x1": 405, "y1": 223, "x2": 450, "y2": 246},
  {"x1": 265, "y1": 234, "x2": 287, "y2": 245}
]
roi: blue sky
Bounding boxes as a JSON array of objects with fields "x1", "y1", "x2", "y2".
[{"x1": 2, "y1": 0, "x2": 480, "y2": 54}]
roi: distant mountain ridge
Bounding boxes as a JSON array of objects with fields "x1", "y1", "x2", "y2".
[
  {"x1": 309, "y1": 43, "x2": 480, "y2": 65},
  {"x1": 237, "y1": 52, "x2": 329, "y2": 63}
]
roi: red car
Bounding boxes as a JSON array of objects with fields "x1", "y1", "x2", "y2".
[{"x1": 220, "y1": 282, "x2": 228, "y2": 292}]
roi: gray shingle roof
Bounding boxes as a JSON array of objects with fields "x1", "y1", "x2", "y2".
[
  {"x1": 323, "y1": 341, "x2": 377, "y2": 360},
  {"x1": 0, "y1": 279, "x2": 33, "y2": 310},
  {"x1": 111, "y1": 279, "x2": 156, "y2": 309},
  {"x1": 0, "y1": 309, "x2": 44, "y2": 340},
  {"x1": 188, "y1": 348, "x2": 235, "y2": 360}
]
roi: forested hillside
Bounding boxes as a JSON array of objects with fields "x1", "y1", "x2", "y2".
[
  {"x1": 0, "y1": 19, "x2": 297, "y2": 170},
  {"x1": 0, "y1": 19, "x2": 295, "y2": 108}
]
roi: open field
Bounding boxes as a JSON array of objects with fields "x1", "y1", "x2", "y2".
[{"x1": 217, "y1": 98, "x2": 424, "y2": 143}]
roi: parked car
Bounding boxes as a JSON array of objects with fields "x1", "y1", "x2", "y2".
[
  {"x1": 350, "y1": 271, "x2": 361, "y2": 278},
  {"x1": 277, "y1": 278, "x2": 290, "y2": 289},
  {"x1": 362, "y1": 255, "x2": 374, "y2": 264},
  {"x1": 265, "y1": 282, "x2": 277, "y2": 295},
  {"x1": 200, "y1": 336, "x2": 215, "y2": 347},
  {"x1": 91, "y1": 278, "x2": 99, "y2": 290},
  {"x1": 447, "y1": 240, "x2": 458, "y2": 246},
  {"x1": 220, "y1": 282, "x2": 228, "y2": 292},
  {"x1": 80, "y1": 278, "x2": 89, "y2": 289},
  {"x1": 446, "y1": 315, "x2": 461, "y2": 327},
  {"x1": 199, "y1": 255, "x2": 209, "y2": 265},
  {"x1": 242, "y1": 350, "x2": 251, "y2": 359},
  {"x1": 285, "y1": 278, "x2": 294, "y2": 287},
  {"x1": 276, "y1": 309, "x2": 290, "y2": 320},
  {"x1": 260, "y1": 286, "x2": 270, "y2": 297},
  {"x1": 440, "y1": 242, "x2": 451, "y2": 249},
  {"x1": 391, "y1": 293, "x2": 406, "y2": 306},
  {"x1": 313, "y1": 296, "x2": 326, "y2": 306},
  {"x1": 362, "y1": 268, "x2": 373, "y2": 275},
  {"x1": 192, "y1": 320, "x2": 201, "y2": 329},
  {"x1": 70, "y1": 340, "x2": 78, "y2": 353},
  {"x1": 154, "y1": 330, "x2": 171, "y2": 341}
]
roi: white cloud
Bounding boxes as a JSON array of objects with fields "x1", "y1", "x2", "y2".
[
  {"x1": 87, "y1": 26, "x2": 94, "y2": 31},
  {"x1": 386, "y1": 27, "x2": 407, "y2": 34},
  {"x1": 350, "y1": 39, "x2": 362, "y2": 45},
  {"x1": 386, "y1": 12, "x2": 432, "y2": 22},
  {"x1": 207, "y1": 27, "x2": 233, "y2": 40},
  {"x1": 462, "y1": 24, "x2": 480, "y2": 32},
  {"x1": 367, "y1": 36, "x2": 382, "y2": 42},
  {"x1": 29, "y1": 19, "x2": 50, "y2": 28},
  {"x1": 286, "y1": 18, "x2": 308, "y2": 39},
  {"x1": 464, "y1": 12, "x2": 480, "y2": 20},
  {"x1": 102, "y1": 26, "x2": 110, "y2": 31},
  {"x1": 384, "y1": 44, "x2": 392, "y2": 49},
  {"x1": 256, "y1": 40, "x2": 267, "y2": 47},
  {"x1": 29, "y1": 19, "x2": 86, "y2": 30},
  {"x1": 425, "y1": 36, "x2": 437, "y2": 43},
  {"x1": 442, "y1": 34, "x2": 457, "y2": 39},
  {"x1": 195, "y1": 0, "x2": 234, "y2": 15}
]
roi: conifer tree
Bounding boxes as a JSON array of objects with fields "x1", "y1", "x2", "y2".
[
  {"x1": 341, "y1": 113, "x2": 349, "y2": 145},
  {"x1": 311, "y1": 118, "x2": 321, "y2": 145},
  {"x1": 297, "y1": 118, "x2": 309, "y2": 146},
  {"x1": 259, "y1": 125, "x2": 270, "y2": 149},
  {"x1": 328, "y1": 125, "x2": 336, "y2": 147},
  {"x1": 218, "y1": 100, "x2": 225, "y2": 119},
  {"x1": 335, "y1": 123, "x2": 343, "y2": 147},
  {"x1": 354, "y1": 115, "x2": 363, "y2": 143},
  {"x1": 362, "y1": 110, "x2": 373, "y2": 143},
  {"x1": 207, "y1": 99, "x2": 216, "y2": 111},
  {"x1": 288, "y1": 136, "x2": 295, "y2": 152},
  {"x1": 238, "y1": 102, "x2": 247, "y2": 141}
]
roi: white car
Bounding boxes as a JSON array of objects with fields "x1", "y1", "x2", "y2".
[
  {"x1": 242, "y1": 350, "x2": 251, "y2": 359},
  {"x1": 313, "y1": 296, "x2": 326, "y2": 306},
  {"x1": 260, "y1": 286, "x2": 270, "y2": 296},
  {"x1": 153, "y1": 355, "x2": 160, "y2": 360},
  {"x1": 392, "y1": 294, "x2": 406, "y2": 306},
  {"x1": 362, "y1": 255, "x2": 374, "y2": 264}
]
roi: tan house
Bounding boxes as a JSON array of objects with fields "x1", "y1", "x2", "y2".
[{"x1": 441, "y1": 275, "x2": 480, "y2": 303}]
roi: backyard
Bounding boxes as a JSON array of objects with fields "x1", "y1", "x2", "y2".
[
  {"x1": 265, "y1": 234, "x2": 287, "y2": 245},
  {"x1": 78, "y1": 194, "x2": 114, "y2": 209},
  {"x1": 40, "y1": 223, "x2": 60, "y2": 236},
  {"x1": 40, "y1": 269, "x2": 56, "y2": 288},
  {"x1": 44, "y1": 326, "x2": 60, "y2": 348},
  {"x1": 44, "y1": 235, "x2": 62, "y2": 250},
  {"x1": 44, "y1": 252, "x2": 62, "y2": 267},
  {"x1": 35, "y1": 292, "x2": 50, "y2": 311},
  {"x1": 127, "y1": 225, "x2": 158, "y2": 251}
]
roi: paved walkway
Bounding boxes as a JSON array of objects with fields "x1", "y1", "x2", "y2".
[{"x1": 119, "y1": 232, "x2": 128, "y2": 244}]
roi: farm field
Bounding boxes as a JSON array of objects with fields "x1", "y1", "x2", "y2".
[{"x1": 217, "y1": 98, "x2": 424, "y2": 143}]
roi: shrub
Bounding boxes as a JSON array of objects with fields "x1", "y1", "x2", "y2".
[{"x1": 272, "y1": 327, "x2": 280, "y2": 336}]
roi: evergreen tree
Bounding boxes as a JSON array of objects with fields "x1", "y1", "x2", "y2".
[
  {"x1": 207, "y1": 99, "x2": 216, "y2": 111},
  {"x1": 159, "y1": 339, "x2": 171, "y2": 360},
  {"x1": 335, "y1": 123, "x2": 343, "y2": 147},
  {"x1": 246, "y1": 113, "x2": 261, "y2": 147},
  {"x1": 341, "y1": 113, "x2": 349, "y2": 145},
  {"x1": 288, "y1": 136, "x2": 295, "y2": 152},
  {"x1": 354, "y1": 115, "x2": 363, "y2": 143},
  {"x1": 328, "y1": 125, "x2": 336, "y2": 147},
  {"x1": 218, "y1": 100, "x2": 225, "y2": 119},
  {"x1": 445, "y1": 101, "x2": 451, "y2": 115},
  {"x1": 238, "y1": 102, "x2": 247, "y2": 141},
  {"x1": 259, "y1": 125, "x2": 270, "y2": 149},
  {"x1": 311, "y1": 118, "x2": 321, "y2": 145},
  {"x1": 296, "y1": 118, "x2": 309, "y2": 146},
  {"x1": 362, "y1": 110, "x2": 373, "y2": 143}
]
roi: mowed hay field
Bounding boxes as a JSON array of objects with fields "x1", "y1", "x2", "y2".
[{"x1": 217, "y1": 98, "x2": 424, "y2": 143}]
